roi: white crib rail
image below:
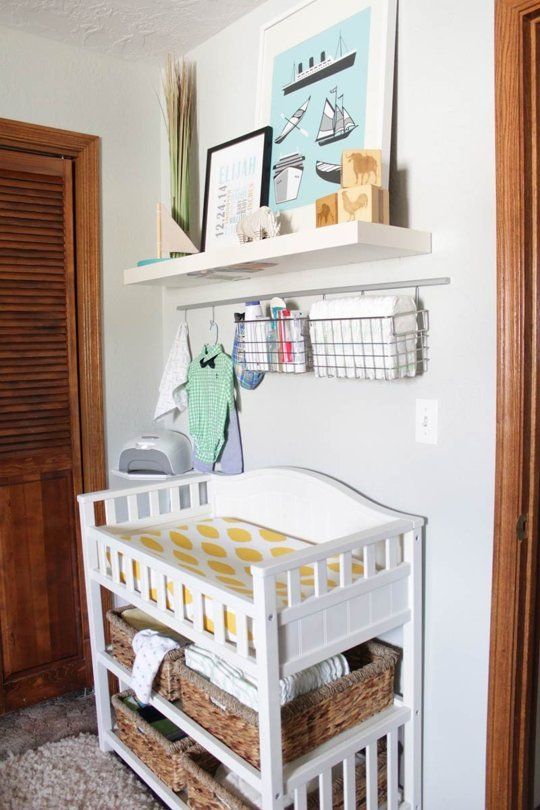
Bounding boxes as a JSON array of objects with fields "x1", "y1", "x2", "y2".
[
  {"x1": 253, "y1": 519, "x2": 409, "y2": 581},
  {"x1": 285, "y1": 706, "x2": 410, "y2": 810},
  {"x1": 80, "y1": 474, "x2": 211, "y2": 526},
  {"x1": 90, "y1": 529, "x2": 257, "y2": 674},
  {"x1": 81, "y1": 475, "x2": 255, "y2": 673},
  {"x1": 252, "y1": 518, "x2": 412, "y2": 677}
]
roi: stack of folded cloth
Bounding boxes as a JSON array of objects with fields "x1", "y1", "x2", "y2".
[
  {"x1": 184, "y1": 644, "x2": 350, "y2": 711},
  {"x1": 309, "y1": 295, "x2": 418, "y2": 380}
]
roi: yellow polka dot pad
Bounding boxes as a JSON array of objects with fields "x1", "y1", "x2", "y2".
[
  {"x1": 111, "y1": 517, "x2": 364, "y2": 638},
  {"x1": 116, "y1": 517, "x2": 311, "y2": 603}
]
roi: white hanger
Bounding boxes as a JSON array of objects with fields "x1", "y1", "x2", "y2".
[{"x1": 209, "y1": 306, "x2": 219, "y2": 344}]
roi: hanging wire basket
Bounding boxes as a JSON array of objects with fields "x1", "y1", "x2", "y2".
[{"x1": 232, "y1": 310, "x2": 429, "y2": 380}]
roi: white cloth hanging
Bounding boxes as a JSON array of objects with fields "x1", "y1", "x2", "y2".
[
  {"x1": 154, "y1": 322, "x2": 191, "y2": 420},
  {"x1": 131, "y1": 629, "x2": 180, "y2": 703}
]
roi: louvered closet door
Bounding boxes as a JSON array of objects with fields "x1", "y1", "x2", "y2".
[{"x1": 0, "y1": 149, "x2": 90, "y2": 711}]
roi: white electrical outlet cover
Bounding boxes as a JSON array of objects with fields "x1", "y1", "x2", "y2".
[{"x1": 415, "y1": 399, "x2": 438, "y2": 445}]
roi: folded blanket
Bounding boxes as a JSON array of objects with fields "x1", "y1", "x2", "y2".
[
  {"x1": 184, "y1": 644, "x2": 349, "y2": 711},
  {"x1": 309, "y1": 295, "x2": 417, "y2": 380},
  {"x1": 131, "y1": 629, "x2": 180, "y2": 703}
]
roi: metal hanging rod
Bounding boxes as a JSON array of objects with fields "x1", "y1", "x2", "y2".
[{"x1": 176, "y1": 276, "x2": 450, "y2": 313}]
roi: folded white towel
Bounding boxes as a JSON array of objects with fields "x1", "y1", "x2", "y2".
[
  {"x1": 184, "y1": 644, "x2": 349, "y2": 711},
  {"x1": 309, "y1": 295, "x2": 417, "y2": 380},
  {"x1": 154, "y1": 322, "x2": 191, "y2": 420},
  {"x1": 131, "y1": 629, "x2": 180, "y2": 703}
]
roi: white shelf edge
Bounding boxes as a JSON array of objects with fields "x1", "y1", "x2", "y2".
[
  {"x1": 105, "y1": 730, "x2": 188, "y2": 809},
  {"x1": 124, "y1": 221, "x2": 432, "y2": 289},
  {"x1": 283, "y1": 703, "x2": 411, "y2": 793},
  {"x1": 100, "y1": 650, "x2": 262, "y2": 791}
]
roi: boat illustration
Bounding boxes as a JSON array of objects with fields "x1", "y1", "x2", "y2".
[
  {"x1": 273, "y1": 152, "x2": 305, "y2": 203},
  {"x1": 275, "y1": 96, "x2": 311, "y2": 144},
  {"x1": 283, "y1": 33, "x2": 356, "y2": 95},
  {"x1": 316, "y1": 87, "x2": 357, "y2": 146},
  {"x1": 316, "y1": 161, "x2": 341, "y2": 184}
]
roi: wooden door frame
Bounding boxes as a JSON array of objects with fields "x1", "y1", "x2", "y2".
[
  {"x1": 0, "y1": 118, "x2": 108, "y2": 692},
  {"x1": 488, "y1": 3, "x2": 540, "y2": 808}
]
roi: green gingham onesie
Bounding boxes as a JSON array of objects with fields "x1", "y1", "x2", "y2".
[{"x1": 187, "y1": 344, "x2": 235, "y2": 464}]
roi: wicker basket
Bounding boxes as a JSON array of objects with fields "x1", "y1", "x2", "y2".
[
  {"x1": 107, "y1": 606, "x2": 187, "y2": 701},
  {"x1": 183, "y1": 743, "x2": 388, "y2": 810},
  {"x1": 112, "y1": 689, "x2": 193, "y2": 791},
  {"x1": 179, "y1": 640, "x2": 399, "y2": 769}
]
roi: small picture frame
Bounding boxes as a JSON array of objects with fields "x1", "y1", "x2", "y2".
[{"x1": 201, "y1": 127, "x2": 273, "y2": 251}]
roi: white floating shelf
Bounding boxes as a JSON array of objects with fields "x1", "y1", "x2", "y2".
[{"x1": 124, "y1": 221, "x2": 431, "y2": 289}]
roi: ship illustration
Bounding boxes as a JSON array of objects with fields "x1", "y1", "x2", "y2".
[
  {"x1": 283, "y1": 33, "x2": 356, "y2": 96},
  {"x1": 316, "y1": 87, "x2": 357, "y2": 146},
  {"x1": 275, "y1": 96, "x2": 311, "y2": 144},
  {"x1": 316, "y1": 161, "x2": 341, "y2": 184},
  {"x1": 273, "y1": 152, "x2": 305, "y2": 204}
]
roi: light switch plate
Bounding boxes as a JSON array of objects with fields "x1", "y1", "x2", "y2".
[{"x1": 416, "y1": 399, "x2": 438, "y2": 445}]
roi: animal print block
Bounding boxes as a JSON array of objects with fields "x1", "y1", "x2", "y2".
[
  {"x1": 341, "y1": 149, "x2": 382, "y2": 189},
  {"x1": 315, "y1": 193, "x2": 338, "y2": 228},
  {"x1": 337, "y1": 184, "x2": 381, "y2": 224}
]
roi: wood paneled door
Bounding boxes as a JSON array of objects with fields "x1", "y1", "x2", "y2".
[{"x1": 0, "y1": 122, "x2": 105, "y2": 712}]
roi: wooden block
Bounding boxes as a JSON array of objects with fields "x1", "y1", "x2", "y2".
[
  {"x1": 337, "y1": 184, "x2": 381, "y2": 224},
  {"x1": 341, "y1": 149, "x2": 382, "y2": 189},
  {"x1": 316, "y1": 193, "x2": 338, "y2": 228}
]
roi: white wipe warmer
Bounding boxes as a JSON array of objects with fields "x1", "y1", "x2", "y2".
[{"x1": 117, "y1": 431, "x2": 192, "y2": 477}]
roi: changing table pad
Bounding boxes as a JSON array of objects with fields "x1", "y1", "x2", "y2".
[{"x1": 109, "y1": 516, "x2": 364, "y2": 640}]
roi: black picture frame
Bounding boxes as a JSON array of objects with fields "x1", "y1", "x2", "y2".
[{"x1": 200, "y1": 126, "x2": 273, "y2": 252}]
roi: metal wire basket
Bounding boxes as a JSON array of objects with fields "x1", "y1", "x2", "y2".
[{"x1": 232, "y1": 310, "x2": 429, "y2": 379}]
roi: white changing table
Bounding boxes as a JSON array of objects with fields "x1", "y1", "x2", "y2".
[{"x1": 78, "y1": 467, "x2": 423, "y2": 809}]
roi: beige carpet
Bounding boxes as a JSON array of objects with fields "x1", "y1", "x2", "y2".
[
  {"x1": 0, "y1": 691, "x2": 97, "y2": 761},
  {"x1": 0, "y1": 733, "x2": 163, "y2": 809}
]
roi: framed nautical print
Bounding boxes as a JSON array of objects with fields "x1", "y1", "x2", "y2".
[
  {"x1": 256, "y1": 0, "x2": 396, "y2": 229},
  {"x1": 200, "y1": 127, "x2": 273, "y2": 251}
]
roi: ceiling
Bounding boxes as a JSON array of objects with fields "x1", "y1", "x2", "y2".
[{"x1": 0, "y1": 0, "x2": 266, "y2": 60}]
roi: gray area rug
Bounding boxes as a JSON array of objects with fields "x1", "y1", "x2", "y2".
[
  {"x1": 0, "y1": 732, "x2": 162, "y2": 809},
  {"x1": 0, "y1": 691, "x2": 97, "y2": 761}
]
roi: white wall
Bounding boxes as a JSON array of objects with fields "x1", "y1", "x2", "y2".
[
  {"x1": 162, "y1": 1, "x2": 496, "y2": 807},
  {"x1": 0, "y1": 26, "x2": 163, "y2": 470}
]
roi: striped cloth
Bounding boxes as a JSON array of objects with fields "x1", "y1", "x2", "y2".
[{"x1": 187, "y1": 344, "x2": 234, "y2": 463}]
